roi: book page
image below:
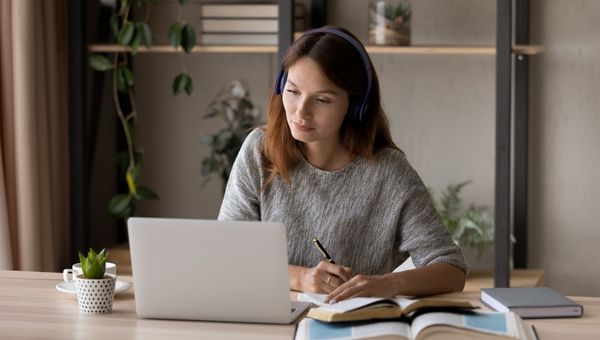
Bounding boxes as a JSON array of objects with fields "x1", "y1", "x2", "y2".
[
  {"x1": 410, "y1": 311, "x2": 524, "y2": 339},
  {"x1": 298, "y1": 293, "x2": 474, "y2": 316},
  {"x1": 295, "y1": 318, "x2": 411, "y2": 340},
  {"x1": 298, "y1": 292, "x2": 329, "y2": 306},
  {"x1": 395, "y1": 297, "x2": 476, "y2": 315},
  {"x1": 298, "y1": 292, "x2": 397, "y2": 312}
]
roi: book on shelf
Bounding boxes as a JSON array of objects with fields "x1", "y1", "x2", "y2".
[
  {"x1": 295, "y1": 311, "x2": 536, "y2": 340},
  {"x1": 199, "y1": 33, "x2": 277, "y2": 45},
  {"x1": 297, "y1": 292, "x2": 476, "y2": 322},
  {"x1": 199, "y1": 3, "x2": 305, "y2": 19},
  {"x1": 200, "y1": 18, "x2": 306, "y2": 33},
  {"x1": 481, "y1": 287, "x2": 584, "y2": 319}
]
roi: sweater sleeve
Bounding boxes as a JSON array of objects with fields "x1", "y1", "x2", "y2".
[
  {"x1": 217, "y1": 129, "x2": 263, "y2": 221},
  {"x1": 396, "y1": 159, "x2": 468, "y2": 274}
]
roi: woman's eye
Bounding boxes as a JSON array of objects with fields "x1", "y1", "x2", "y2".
[
  {"x1": 286, "y1": 89, "x2": 298, "y2": 94},
  {"x1": 316, "y1": 98, "x2": 331, "y2": 104}
]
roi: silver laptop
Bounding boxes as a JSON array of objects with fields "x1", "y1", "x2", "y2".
[{"x1": 127, "y1": 217, "x2": 311, "y2": 324}]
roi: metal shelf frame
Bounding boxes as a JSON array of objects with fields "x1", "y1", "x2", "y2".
[{"x1": 278, "y1": 0, "x2": 531, "y2": 287}]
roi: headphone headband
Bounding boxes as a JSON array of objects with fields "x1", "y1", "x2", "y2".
[{"x1": 274, "y1": 27, "x2": 373, "y2": 122}]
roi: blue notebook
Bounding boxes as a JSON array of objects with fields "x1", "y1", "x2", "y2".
[{"x1": 481, "y1": 287, "x2": 583, "y2": 319}]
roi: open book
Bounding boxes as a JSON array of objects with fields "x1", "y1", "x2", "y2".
[
  {"x1": 295, "y1": 311, "x2": 535, "y2": 340},
  {"x1": 297, "y1": 293, "x2": 477, "y2": 322}
]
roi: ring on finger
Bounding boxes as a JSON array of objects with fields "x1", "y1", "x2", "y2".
[{"x1": 327, "y1": 274, "x2": 332, "y2": 284}]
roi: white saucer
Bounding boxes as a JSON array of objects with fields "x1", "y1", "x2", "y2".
[{"x1": 56, "y1": 280, "x2": 132, "y2": 295}]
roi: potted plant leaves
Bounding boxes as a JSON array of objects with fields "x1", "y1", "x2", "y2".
[
  {"x1": 429, "y1": 181, "x2": 495, "y2": 257},
  {"x1": 74, "y1": 248, "x2": 116, "y2": 314},
  {"x1": 201, "y1": 80, "x2": 261, "y2": 192}
]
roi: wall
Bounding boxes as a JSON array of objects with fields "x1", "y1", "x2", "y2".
[
  {"x1": 528, "y1": 0, "x2": 600, "y2": 296},
  {"x1": 126, "y1": 0, "x2": 600, "y2": 295},
  {"x1": 133, "y1": 1, "x2": 278, "y2": 220}
]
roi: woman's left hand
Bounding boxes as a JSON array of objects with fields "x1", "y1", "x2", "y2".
[{"x1": 324, "y1": 273, "x2": 398, "y2": 303}]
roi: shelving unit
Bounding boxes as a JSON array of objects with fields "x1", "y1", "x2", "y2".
[{"x1": 69, "y1": 1, "x2": 537, "y2": 284}]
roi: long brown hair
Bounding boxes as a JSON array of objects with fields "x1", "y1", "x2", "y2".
[{"x1": 262, "y1": 26, "x2": 398, "y2": 188}]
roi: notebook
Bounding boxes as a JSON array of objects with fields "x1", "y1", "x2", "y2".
[
  {"x1": 127, "y1": 217, "x2": 311, "y2": 324},
  {"x1": 480, "y1": 287, "x2": 583, "y2": 319}
]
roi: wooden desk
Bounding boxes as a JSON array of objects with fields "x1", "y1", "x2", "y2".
[
  {"x1": 0, "y1": 271, "x2": 294, "y2": 339},
  {"x1": 1, "y1": 270, "x2": 598, "y2": 339},
  {"x1": 464, "y1": 269, "x2": 546, "y2": 291}
]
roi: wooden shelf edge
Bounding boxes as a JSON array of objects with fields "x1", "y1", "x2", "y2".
[
  {"x1": 366, "y1": 44, "x2": 544, "y2": 55},
  {"x1": 88, "y1": 44, "x2": 544, "y2": 56},
  {"x1": 88, "y1": 44, "x2": 277, "y2": 54},
  {"x1": 513, "y1": 44, "x2": 544, "y2": 55}
]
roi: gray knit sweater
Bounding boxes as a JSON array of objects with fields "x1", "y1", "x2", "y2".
[{"x1": 218, "y1": 129, "x2": 467, "y2": 275}]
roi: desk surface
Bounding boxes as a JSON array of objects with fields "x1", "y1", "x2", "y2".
[
  {"x1": 1, "y1": 270, "x2": 599, "y2": 340},
  {"x1": 464, "y1": 269, "x2": 546, "y2": 292}
]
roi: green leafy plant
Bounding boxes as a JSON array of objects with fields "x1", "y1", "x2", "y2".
[
  {"x1": 429, "y1": 181, "x2": 494, "y2": 257},
  {"x1": 370, "y1": 1, "x2": 412, "y2": 22},
  {"x1": 78, "y1": 248, "x2": 110, "y2": 279},
  {"x1": 201, "y1": 80, "x2": 261, "y2": 190},
  {"x1": 88, "y1": 0, "x2": 196, "y2": 221}
]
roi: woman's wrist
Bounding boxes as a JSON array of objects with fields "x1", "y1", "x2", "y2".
[
  {"x1": 384, "y1": 272, "x2": 407, "y2": 296},
  {"x1": 289, "y1": 265, "x2": 307, "y2": 291}
]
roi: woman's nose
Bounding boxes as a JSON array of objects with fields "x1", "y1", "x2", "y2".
[{"x1": 296, "y1": 97, "x2": 311, "y2": 119}]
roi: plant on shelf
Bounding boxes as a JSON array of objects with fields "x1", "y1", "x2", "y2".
[
  {"x1": 201, "y1": 80, "x2": 261, "y2": 192},
  {"x1": 88, "y1": 0, "x2": 197, "y2": 221},
  {"x1": 429, "y1": 181, "x2": 494, "y2": 257},
  {"x1": 78, "y1": 248, "x2": 110, "y2": 279}
]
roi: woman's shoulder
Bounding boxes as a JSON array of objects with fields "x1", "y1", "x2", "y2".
[
  {"x1": 245, "y1": 127, "x2": 265, "y2": 145},
  {"x1": 375, "y1": 147, "x2": 409, "y2": 166},
  {"x1": 371, "y1": 147, "x2": 421, "y2": 181},
  {"x1": 240, "y1": 127, "x2": 265, "y2": 153}
]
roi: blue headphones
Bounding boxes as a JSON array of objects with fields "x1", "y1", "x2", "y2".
[{"x1": 273, "y1": 27, "x2": 373, "y2": 122}]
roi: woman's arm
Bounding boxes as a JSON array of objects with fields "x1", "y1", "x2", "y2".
[
  {"x1": 218, "y1": 130, "x2": 263, "y2": 221},
  {"x1": 325, "y1": 262, "x2": 465, "y2": 302}
]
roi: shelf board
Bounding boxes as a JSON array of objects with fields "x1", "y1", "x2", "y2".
[
  {"x1": 88, "y1": 44, "x2": 543, "y2": 56},
  {"x1": 366, "y1": 44, "x2": 544, "y2": 55},
  {"x1": 88, "y1": 44, "x2": 277, "y2": 54}
]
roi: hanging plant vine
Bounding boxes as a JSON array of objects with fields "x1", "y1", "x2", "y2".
[{"x1": 88, "y1": 0, "x2": 195, "y2": 221}]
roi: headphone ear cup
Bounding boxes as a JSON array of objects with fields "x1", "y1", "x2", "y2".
[
  {"x1": 274, "y1": 69, "x2": 287, "y2": 95},
  {"x1": 348, "y1": 96, "x2": 367, "y2": 122}
]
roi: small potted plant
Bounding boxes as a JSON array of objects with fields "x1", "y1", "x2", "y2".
[
  {"x1": 429, "y1": 181, "x2": 495, "y2": 255},
  {"x1": 75, "y1": 248, "x2": 116, "y2": 314}
]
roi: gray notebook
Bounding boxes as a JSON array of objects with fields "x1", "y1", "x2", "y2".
[{"x1": 481, "y1": 287, "x2": 583, "y2": 319}]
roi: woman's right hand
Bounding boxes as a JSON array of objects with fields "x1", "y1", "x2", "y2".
[{"x1": 300, "y1": 261, "x2": 353, "y2": 293}]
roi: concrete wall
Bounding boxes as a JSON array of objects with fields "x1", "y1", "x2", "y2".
[
  {"x1": 528, "y1": 0, "x2": 600, "y2": 296},
  {"x1": 123, "y1": 0, "x2": 600, "y2": 295}
]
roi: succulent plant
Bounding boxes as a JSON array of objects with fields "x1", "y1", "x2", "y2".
[{"x1": 78, "y1": 248, "x2": 109, "y2": 279}]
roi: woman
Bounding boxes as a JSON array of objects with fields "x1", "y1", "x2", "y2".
[{"x1": 219, "y1": 27, "x2": 466, "y2": 302}]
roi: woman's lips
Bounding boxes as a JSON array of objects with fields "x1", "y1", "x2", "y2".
[{"x1": 293, "y1": 122, "x2": 314, "y2": 132}]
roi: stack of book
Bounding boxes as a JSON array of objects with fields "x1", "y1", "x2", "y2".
[
  {"x1": 295, "y1": 293, "x2": 536, "y2": 339},
  {"x1": 199, "y1": 3, "x2": 306, "y2": 45}
]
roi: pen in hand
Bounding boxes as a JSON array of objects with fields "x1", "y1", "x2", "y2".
[
  {"x1": 531, "y1": 324, "x2": 540, "y2": 340},
  {"x1": 312, "y1": 238, "x2": 335, "y2": 264}
]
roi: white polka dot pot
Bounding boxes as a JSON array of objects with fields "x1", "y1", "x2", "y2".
[{"x1": 75, "y1": 274, "x2": 116, "y2": 314}]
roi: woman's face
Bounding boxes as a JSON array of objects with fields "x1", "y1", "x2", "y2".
[{"x1": 282, "y1": 57, "x2": 349, "y2": 147}]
